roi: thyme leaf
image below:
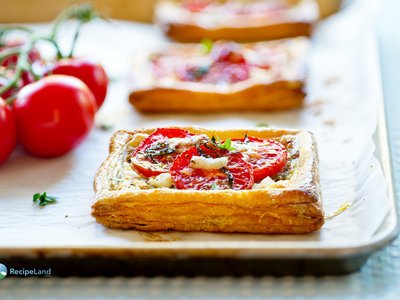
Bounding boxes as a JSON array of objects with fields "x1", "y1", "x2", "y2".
[
  {"x1": 108, "y1": 177, "x2": 123, "y2": 182},
  {"x1": 221, "y1": 167, "x2": 234, "y2": 188},
  {"x1": 211, "y1": 183, "x2": 220, "y2": 190},
  {"x1": 98, "y1": 123, "x2": 113, "y2": 131},
  {"x1": 200, "y1": 38, "x2": 214, "y2": 54},
  {"x1": 33, "y1": 192, "x2": 57, "y2": 207},
  {"x1": 218, "y1": 138, "x2": 236, "y2": 151},
  {"x1": 211, "y1": 135, "x2": 236, "y2": 151},
  {"x1": 256, "y1": 123, "x2": 270, "y2": 128}
]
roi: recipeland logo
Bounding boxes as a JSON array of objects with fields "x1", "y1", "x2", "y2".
[
  {"x1": 0, "y1": 263, "x2": 7, "y2": 279},
  {"x1": 0, "y1": 263, "x2": 51, "y2": 278}
]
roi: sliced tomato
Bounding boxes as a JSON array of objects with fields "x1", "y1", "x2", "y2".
[
  {"x1": 131, "y1": 128, "x2": 201, "y2": 177},
  {"x1": 170, "y1": 144, "x2": 254, "y2": 190},
  {"x1": 230, "y1": 136, "x2": 287, "y2": 182}
]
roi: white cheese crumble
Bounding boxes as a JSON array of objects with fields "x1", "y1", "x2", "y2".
[
  {"x1": 252, "y1": 177, "x2": 275, "y2": 189},
  {"x1": 167, "y1": 134, "x2": 210, "y2": 153},
  {"x1": 189, "y1": 156, "x2": 228, "y2": 170},
  {"x1": 148, "y1": 173, "x2": 174, "y2": 188}
]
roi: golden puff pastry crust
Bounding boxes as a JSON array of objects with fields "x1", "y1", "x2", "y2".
[
  {"x1": 155, "y1": 0, "x2": 319, "y2": 43},
  {"x1": 129, "y1": 38, "x2": 309, "y2": 113},
  {"x1": 92, "y1": 127, "x2": 324, "y2": 234}
]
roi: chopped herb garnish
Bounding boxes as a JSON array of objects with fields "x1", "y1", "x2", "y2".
[
  {"x1": 211, "y1": 135, "x2": 236, "y2": 151},
  {"x1": 195, "y1": 144, "x2": 213, "y2": 158},
  {"x1": 33, "y1": 192, "x2": 57, "y2": 207},
  {"x1": 108, "y1": 177, "x2": 123, "y2": 182},
  {"x1": 200, "y1": 38, "x2": 214, "y2": 54},
  {"x1": 256, "y1": 123, "x2": 270, "y2": 128},
  {"x1": 144, "y1": 142, "x2": 176, "y2": 163},
  {"x1": 221, "y1": 167, "x2": 234, "y2": 188},
  {"x1": 211, "y1": 183, "x2": 220, "y2": 190},
  {"x1": 218, "y1": 138, "x2": 236, "y2": 151},
  {"x1": 99, "y1": 123, "x2": 113, "y2": 131},
  {"x1": 186, "y1": 65, "x2": 209, "y2": 80}
]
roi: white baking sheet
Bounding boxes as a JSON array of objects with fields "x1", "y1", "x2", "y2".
[{"x1": 0, "y1": 0, "x2": 390, "y2": 250}]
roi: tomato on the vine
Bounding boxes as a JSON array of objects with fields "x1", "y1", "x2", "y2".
[
  {"x1": 50, "y1": 58, "x2": 108, "y2": 110},
  {"x1": 13, "y1": 75, "x2": 96, "y2": 158},
  {"x1": 170, "y1": 143, "x2": 254, "y2": 190},
  {"x1": 0, "y1": 98, "x2": 17, "y2": 164}
]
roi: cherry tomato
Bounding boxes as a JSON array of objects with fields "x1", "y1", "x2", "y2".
[
  {"x1": 13, "y1": 75, "x2": 96, "y2": 158},
  {"x1": 50, "y1": 58, "x2": 108, "y2": 110},
  {"x1": 0, "y1": 98, "x2": 17, "y2": 164},
  {"x1": 0, "y1": 72, "x2": 17, "y2": 99},
  {"x1": 170, "y1": 143, "x2": 254, "y2": 190},
  {"x1": 131, "y1": 128, "x2": 198, "y2": 177},
  {"x1": 230, "y1": 137, "x2": 287, "y2": 182}
]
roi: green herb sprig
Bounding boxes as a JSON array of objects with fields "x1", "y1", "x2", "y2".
[
  {"x1": 200, "y1": 38, "x2": 214, "y2": 54},
  {"x1": 211, "y1": 183, "x2": 220, "y2": 190},
  {"x1": 33, "y1": 192, "x2": 57, "y2": 206},
  {"x1": 211, "y1": 135, "x2": 236, "y2": 151}
]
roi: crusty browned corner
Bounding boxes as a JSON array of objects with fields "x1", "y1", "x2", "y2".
[{"x1": 92, "y1": 127, "x2": 324, "y2": 234}]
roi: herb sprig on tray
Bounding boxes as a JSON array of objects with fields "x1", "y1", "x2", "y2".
[{"x1": 33, "y1": 192, "x2": 57, "y2": 207}]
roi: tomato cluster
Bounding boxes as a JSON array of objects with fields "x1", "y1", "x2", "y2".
[
  {"x1": 0, "y1": 40, "x2": 108, "y2": 164},
  {"x1": 131, "y1": 128, "x2": 287, "y2": 190}
]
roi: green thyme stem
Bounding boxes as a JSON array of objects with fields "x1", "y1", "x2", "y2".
[
  {"x1": 0, "y1": 38, "x2": 36, "y2": 98},
  {"x1": 68, "y1": 21, "x2": 82, "y2": 58}
]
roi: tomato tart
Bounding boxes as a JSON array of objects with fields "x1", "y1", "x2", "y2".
[
  {"x1": 129, "y1": 38, "x2": 308, "y2": 112},
  {"x1": 155, "y1": 0, "x2": 319, "y2": 42},
  {"x1": 92, "y1": 127, "x2": 324, "y2": 234}
]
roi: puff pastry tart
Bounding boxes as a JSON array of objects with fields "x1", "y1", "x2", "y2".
[
  {"x1": 129, "y1": 38, "x2": 308, "y2": 112},
  {"x1": 155, "y1": 0, "x2": 319, "y2": 42},
  {"x1": 92, "y1": 127, "x2": 324, "y2": 234}
]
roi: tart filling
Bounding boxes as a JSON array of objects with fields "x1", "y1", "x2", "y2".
[
  {"x1": 108, "y1": 128, "x2": 300, "y2": 191},
  {"x1": 151, "y1": 39, "x2": 305, "y2": 86}
]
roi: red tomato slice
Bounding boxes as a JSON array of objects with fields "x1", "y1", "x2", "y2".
[
  {"x1": 170, "y1": 144, "x2": 254, "y2": 190},
  {"x1": 131, "y1": 128, "x2": 201, "y2": 177},
  {"x1": 229, "y1": 136, "x2": 287, "y2": 182}
]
